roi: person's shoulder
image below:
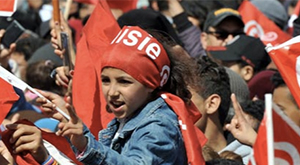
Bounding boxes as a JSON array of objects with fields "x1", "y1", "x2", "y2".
[{"x1": 143, "y1": 97, "x2": 179, "y2": 125}]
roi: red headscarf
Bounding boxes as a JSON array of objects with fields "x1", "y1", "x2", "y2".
[
  {"x1": 101, "y1": 26, "x2": 170, "y2": 89},
  {"x1": 101, "y1": 26, "x2": 206, "y2": 165}
]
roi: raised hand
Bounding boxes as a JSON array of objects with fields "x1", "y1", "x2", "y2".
[
  {"x1": 53, "y1": 66, "x2": 71, "y2": 88},
  {"x1": 56, "y1": 96, "x2": 87, "y2": 152},
  {"x1": 225, "y1": 94, "x2": 257, "y2": 146},
  {"x1": 35, "y1": 90, "x2": 69, "y2": 123}
]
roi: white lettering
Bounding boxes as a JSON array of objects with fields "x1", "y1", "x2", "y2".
[
  {"x1": 115, "y1": 28, "x2": 129, "y2": 43},
  {"x1": 123, "y1": 30, "x2": 141, "y2": 46},
  {"x1": 111, "y1": 29, "x2": 123, "y2": 44},
  {"x1": 112, "y1": 28, "x2": 163, "y2": 60},
  {"x1": 146, "y1": 43, "x2": 161, "y2": 60},
  {"x1": 137, "y1": 36, "x2": 150, "y2": 50}
]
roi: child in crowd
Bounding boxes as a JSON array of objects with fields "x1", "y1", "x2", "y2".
[{"x1": 5, "y1": 26, "x2": 204, "y2": 165}]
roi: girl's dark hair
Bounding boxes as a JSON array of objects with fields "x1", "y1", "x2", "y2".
[{"x1": 148, "y1": 30, "x2": 197, "y2": 103}]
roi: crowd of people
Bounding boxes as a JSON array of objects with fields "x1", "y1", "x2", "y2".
[{"x1": 0, "y1": 0, "x2": 300, "y2": 164}]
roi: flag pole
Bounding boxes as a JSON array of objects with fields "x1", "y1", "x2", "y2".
[{"x1": 265, "y1": 94, "x2": 274, "y2": 165}]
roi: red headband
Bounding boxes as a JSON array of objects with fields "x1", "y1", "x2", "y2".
[{"x1": 101, "y1": 26, "x2": 170, "y2": 89}]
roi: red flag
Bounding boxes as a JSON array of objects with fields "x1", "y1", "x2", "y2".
[
  {"x1": 266, "y1": 36, "x2": 300, "y2": 108},
  {"x1": 107, "y1": 0, "x2": 138, "y2": 13},
  {"x1": 249, "y1": 95, "x2": 300, "y2": 165},
  {"x1": 162, "y1": 93, "x2": 206, "y2": 165},
  {"x1": 0, "y1": 77, "x2": 19, "y2": 123},
  {"x1": 0, "y1": 0, "x2": 17, "y2": 17},
  {"x1": 74, "y1": 0, "x2": 138, "y2": 13},
  {"x1": 72, "y1": 0, "x2": 120, "y2": 136},
  {"x1": 74, "y1": 0, "x2": 98, "y2": 4},
  {"x1": 238, "y1": 1, "x2": 291, "y2": 46}
]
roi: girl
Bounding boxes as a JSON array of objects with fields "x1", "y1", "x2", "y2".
[{"x1": 6, "y1": 26, "x2": 204, "y2": 165}]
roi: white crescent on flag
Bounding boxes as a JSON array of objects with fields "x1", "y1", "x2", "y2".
[{"x1": 0, "y1": 0, "x2": 17, "y2": 17}]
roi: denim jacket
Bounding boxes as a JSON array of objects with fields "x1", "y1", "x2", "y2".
[{"x1": 73, "y1": 97, "x2": 187, "y2": 165}]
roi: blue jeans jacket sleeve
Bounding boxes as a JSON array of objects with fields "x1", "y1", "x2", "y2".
[{"x1": 72, "y1": 98, "x2": 187, "y2": 165}]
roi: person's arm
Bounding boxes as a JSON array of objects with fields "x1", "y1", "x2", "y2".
[
  {"x1": 75, "y1": 119, "x2": 184, "y2": 165},
  {"x1": 167, "y1": 0, "x2": 205, "y2": 58}
]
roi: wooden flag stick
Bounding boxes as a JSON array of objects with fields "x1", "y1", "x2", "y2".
[{"x1": 63, "y1": 0, "x2": 73, "y2": 20}]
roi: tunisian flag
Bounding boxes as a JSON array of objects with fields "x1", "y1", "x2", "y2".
[
  {"x1": 0, "y1": 0, "x2": 17, "y2": 17},
  {"x1": 266, "y1": 35, "x2": 300, "y2": 108},
  {"x1": 248, "y1": 95, "x2": 300, "y2": 165},
  {"x1": 72, "y1": 0, "x2": 120, "y2": 136},
  {"x1": 238, "y1": 1, "x2": 291, "y2": 46},
  {"x1": 107, "y1": 0, "x2": 138, "y2": 13}
]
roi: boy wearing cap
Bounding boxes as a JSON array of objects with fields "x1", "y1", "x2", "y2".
[
  {"x1": 208, "y1": 35, "x2": 271, "y2": 82},
  {"x1": 201, "y1": 8, "x2": 245, "y2": 49}
]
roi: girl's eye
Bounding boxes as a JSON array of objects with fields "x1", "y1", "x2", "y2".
[
  {"x1": 119, "y1": 79, "x2": 132, "y2": 84},
  {"x1": 101, "y1": 77, "x2": 110, "y2": 84}
]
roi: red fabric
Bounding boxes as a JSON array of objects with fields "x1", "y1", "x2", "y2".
[
  {"x1": 101, "y1": 26, "x2": 170, "y2": 89},
  {"x1": 249, "y1": 104, "x2": 300, "y2": 165},
  {"x1": 0, "y1": 119, "x2": 82, "y2": 165},
  {"x1": 107, "y1": 0, "x2": 138, "y2": 13},
  {"x1": 72, "y1": 0, "x2": 119, "y2": 136},
  {"x1": 250, "y1": 110, "x2": 268, "y2": 165},
  {"x1": 294, "y1": 0, "x2": 300, "y2": 17},
  {"x1": 0, "y1": 77, "x2": 19, "y2": 123},
  {"x1": 0, "y1": 0, "x2": 15, "y2": 11},
  {"x1": 267, "y1": 37, "x2": 300, "y2": 108},
  {"x1": 162, "y1": 93, "x2": 206, "y2": 165},
  {"x1": 68, "y1": 18, "x2": 83, "y2": 44},
  {"x1": 238, "y1": 1, "x2": 291, "y2": 46},
  {"x1": 74, "y1": 0, "x2": 98, "y2": 4},
  {"x1": 74, "y1": 0, "x2": 138, "y2": 13}
]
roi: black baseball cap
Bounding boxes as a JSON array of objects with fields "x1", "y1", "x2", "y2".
[
  {"x1": 203, "y1": 8, "x2": 244, "y2": 32},
  {"x1": 208, "y1": 35, "x2": 271, "y2": 72}
]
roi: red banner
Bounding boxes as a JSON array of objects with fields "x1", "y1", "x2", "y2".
[
  {"x1": 238, "y1": 1, "x2": 291, "y2": 46},
  {"x1": 249, "y1": 97, "x2": 300, "y2": 164},
  {"x1": 73, "y1": 0, "x2": 120, "y2": 136},
  {"x1": 0, "y1": 0, "x2": 17, "y2": 16},
  {"x1": 266, "y1": 36, "x2": 300, "y2": 108},
  {"x1": 74, "y1": 0, "x2": 138, "y2": 13}
]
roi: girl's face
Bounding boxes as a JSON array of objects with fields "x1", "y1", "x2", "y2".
[{"x1": 101, "y1": 68, "x2": 153, "y2": 119}]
